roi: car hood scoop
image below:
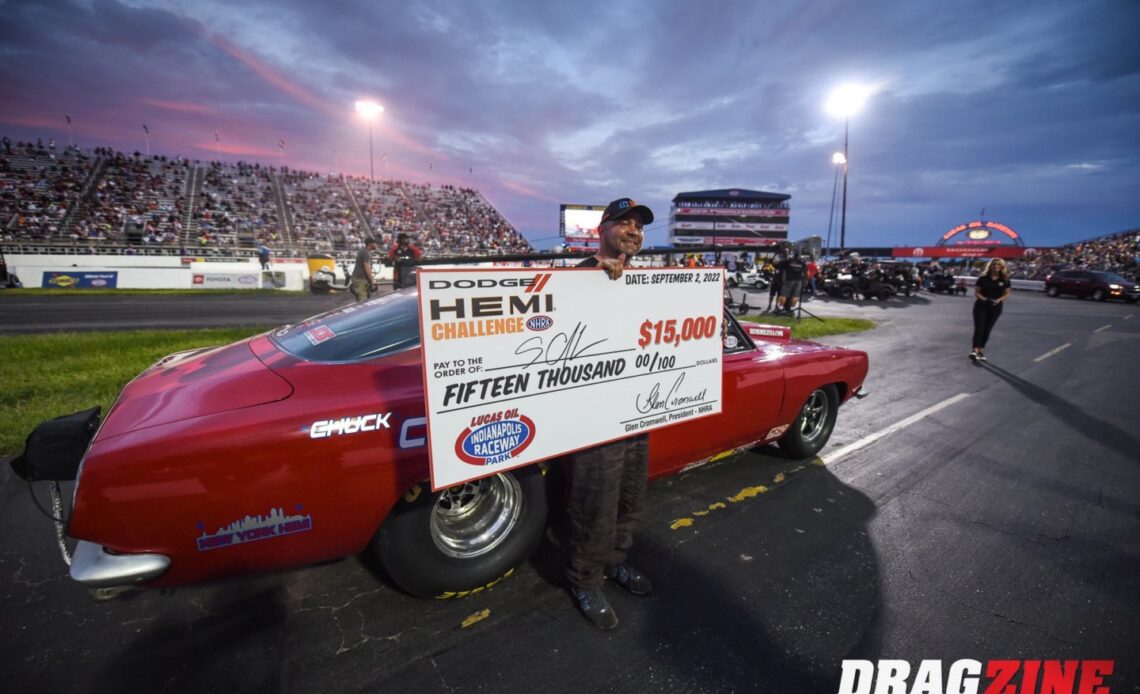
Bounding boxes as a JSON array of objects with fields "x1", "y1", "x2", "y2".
[{"x1": 98, "y1": 340, "x2": 293, "y2": 439}]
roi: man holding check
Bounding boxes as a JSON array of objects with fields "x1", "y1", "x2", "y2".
[{"x1": 568, "y1": 197, "x2": 656, "y2": 630}]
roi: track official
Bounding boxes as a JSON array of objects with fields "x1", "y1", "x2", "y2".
[{"x1": 567, "y1": 197, "x2": 656, "y2": 630}]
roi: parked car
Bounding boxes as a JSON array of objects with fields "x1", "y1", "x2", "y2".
[
  {"x1": 12, "y1": 290, "x2": 868, "y2": 599},
  {"x1": 1044, "y1": 270, "x2": 1140, "y2": 303}
]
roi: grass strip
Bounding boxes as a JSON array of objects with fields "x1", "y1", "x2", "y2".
[
  {"x1": 0, "y1": 327, "x2": 269, "y2": 457},
  {"x1": 738, "y1": 314, "x2": 874, "y2": 341}
]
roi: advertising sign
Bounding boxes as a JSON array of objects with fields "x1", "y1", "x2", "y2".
[
  {"x1": 895, "y1": 247, "x2": 1027, "y2": 259},
  {"x1": 418, "y1": 267, "x2": 725, "y2": 490},
  {"x1": 191, "y1": 273, "x2": 260, "y2": 288},
  {"x1": 41, "y1": 271, "x2": 119, "y2": 289}
]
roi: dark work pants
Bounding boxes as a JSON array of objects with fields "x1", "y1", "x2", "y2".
[
  {"x1": 972, "y1": 299, "x2": 1003, "y2": 349},
  {"x1": 566, "y1": 434, "x2": 649, "y2": 591}
]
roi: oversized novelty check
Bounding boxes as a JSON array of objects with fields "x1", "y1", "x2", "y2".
[{"x1": 417, "y1": 266, "x2": 724, "y2": 490}]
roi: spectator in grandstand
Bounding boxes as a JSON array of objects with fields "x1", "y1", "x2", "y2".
[
  {"x1": 388, "y1": 232, "x2": 423, "y2": 289},
  {"x1": 970, "y1": 258, "x2": 1011, "y2": 362},
  {"x1": 257, "y1": 241, "x2": 271, "y2": 270},
  {"x1": 350, "y1": 237, "x2": 378, "y2": 302},
  {"x1": 568, "y1": 196, "x2": 655, "y2": 631}
]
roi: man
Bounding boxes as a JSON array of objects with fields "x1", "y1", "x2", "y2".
[
  {"x1": 350, "y1": 237, "x2": 378, "y2": 302},
  {"x1": 777, "y1": 250, "x2": 806, "y2": 315},
  {"x1": 257, "y1": 242, "x2": 271, "y2": 270},
  {"x1": 569, "y1": 197, "x2": 655, "y2": 631},
  {"x1": 806, "y1": 256, "x2": 819, "y2": 296},
  {"x1": 388, "y1": 232, "x2": 423, "y2": 289}
]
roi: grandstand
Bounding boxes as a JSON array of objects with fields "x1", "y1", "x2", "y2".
[{"x1": 0, "y1": 138, "x2": 532, "y2": 257}]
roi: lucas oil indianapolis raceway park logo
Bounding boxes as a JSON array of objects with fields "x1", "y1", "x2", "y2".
[{"x1": 454, "y1": 408, "x2": 536, "y2": 466}]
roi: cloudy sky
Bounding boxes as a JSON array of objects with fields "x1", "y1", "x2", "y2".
[{"x1": 2, "y1": 0, "x2": 1137, "y2": 250}]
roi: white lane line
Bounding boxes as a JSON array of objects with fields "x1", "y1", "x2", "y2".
[
  {"x1": 1034, "y1": 343, "x2": 1071, "y2": 363},
  {"x1": 1125, "y1": 315, "x2": 1133, "y2": 320},
  {"x1": 821, "y1": 392, "x2": 971, "y2": 466},
  {"x1": 1093, "y1": 324, "x2": 1112, "y2": 333}
]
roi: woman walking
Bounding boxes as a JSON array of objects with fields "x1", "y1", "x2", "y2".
[{"x1": 970, "y1": 258, "x2": 1011, "y2": 362}]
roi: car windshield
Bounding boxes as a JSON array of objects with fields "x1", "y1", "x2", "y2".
[
  {"x1": 1093, "y1": 272, "x2": 1127, "y2": 283},
  {"x1": 269, "y1": 290, "x2": 421, "y2": 363}
]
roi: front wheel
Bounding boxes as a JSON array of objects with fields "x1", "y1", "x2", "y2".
[
  {"x1": 779, "y1": 385, "x2": 839, "y2": 458},
  {"x1": 876, "y1": 287, "x2": 893, "y2": 301},
  {"x1": 839, "y1": 285, "x2": 855, "y2": 300},
  {"x1": 375, "y1": 466, "x2": 548, "y2": 598},
  {"x1": 1092, "y1": 288, "x2": 1107, "y2": 302}
]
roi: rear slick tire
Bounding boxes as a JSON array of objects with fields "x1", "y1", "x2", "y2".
[
  {"x1": 779, "y1": 385, "x2": 839, "y2": 458},
  {"x1": 375, "y1": 466, "x2": 548, "y2": 598}
]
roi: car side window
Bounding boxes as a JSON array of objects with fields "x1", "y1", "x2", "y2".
[{"x1": 722, "y1": 311, "x2": 752, "y2": 354}]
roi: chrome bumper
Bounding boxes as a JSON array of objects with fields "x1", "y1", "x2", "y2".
[{"x1": 69, "y1": 540, "x2": 170, "y2": 587}]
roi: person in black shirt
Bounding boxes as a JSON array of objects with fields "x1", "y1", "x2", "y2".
[
  {"x1": 388, "y1": 233, "x2": 423, "y2": 289},
  {"x1": 776, "y1": 251, "x2": 806, "y2": 315},
  {"x1": 971, "y1": 258, "x2": 1011, "y2": 362},
  {"x1": 569, "y1": 197, "x2": 655, "y2": 630}
]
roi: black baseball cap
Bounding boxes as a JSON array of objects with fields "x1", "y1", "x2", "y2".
[{"x1": 600, "y1": 197, "x2": 654, "y2": 225}]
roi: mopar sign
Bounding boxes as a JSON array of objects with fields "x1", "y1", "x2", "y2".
[
  {"x1": 526, "y1": 315, "x2": 554, "y2": 331},
  {"x1": 454, "y1": 414, "x2": 536, "y2": 466},
  {"x1": 42, "y1": 271, "x2": 119, "y2": 289}
]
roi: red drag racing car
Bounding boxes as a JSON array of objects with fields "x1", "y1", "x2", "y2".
[{"x1": 13, "y1": 290, "x2": 868, "y2": 598}]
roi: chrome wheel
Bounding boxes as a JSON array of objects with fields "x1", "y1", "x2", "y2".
[
  {"x1": 430, "y1": 473, "x2": 523, "y2": 559},
  {"x1": 798, "y1": 389, "x2": 830, "y2": 444}
]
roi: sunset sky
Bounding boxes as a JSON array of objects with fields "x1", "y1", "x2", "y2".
[{"x1": 2, "y1": 0, "x2": 1137, "y2": 249}]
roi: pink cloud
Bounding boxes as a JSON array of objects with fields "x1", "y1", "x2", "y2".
[{"x1": 141, "y1": 98, "x2": 217, "y2": 115}]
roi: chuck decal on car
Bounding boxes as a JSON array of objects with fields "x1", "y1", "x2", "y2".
[
  {"x1": 195, "y1": 505, "x2": 313, "y2": 552},
  {"x1": 454, "y1": 408, "x2": 536, "y2": 466},
  {"x1": 308, "y1": 412, "x2": 391, "y2": 439}
]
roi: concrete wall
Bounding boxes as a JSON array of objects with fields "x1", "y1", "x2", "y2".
[{"x1": 5, "y1": 254, "x2": 393, "y2": 291}]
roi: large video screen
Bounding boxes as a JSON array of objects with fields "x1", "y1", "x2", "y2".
[{"x1": 560, "y1": 204, "x2": 605, "y2": 248}]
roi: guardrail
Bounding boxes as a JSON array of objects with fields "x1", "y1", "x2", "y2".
[{"x1": 954, "y1": 276, "x2": 1044, "y2": 292}]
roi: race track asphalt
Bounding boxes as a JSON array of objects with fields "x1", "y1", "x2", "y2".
[{"x1": 1, "y1": 288, "x2": 1137, "y2": 693}]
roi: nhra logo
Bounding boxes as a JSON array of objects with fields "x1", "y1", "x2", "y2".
[
  {"x1": 455, "y1": 409, "x2": 535, "y2": 466},
  {"x1": 526, "y1": 315, "x2": 554, "y2": 331}
]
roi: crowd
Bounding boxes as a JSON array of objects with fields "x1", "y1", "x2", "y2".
[
  {"x1": 5, "y1": 137, "x2": 1136, "y2": 271},
  {"x1": 1, "y1": 138, "x2": 532, "y2": 257}
]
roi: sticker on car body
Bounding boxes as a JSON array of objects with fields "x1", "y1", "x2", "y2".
[
  {"x1": 195, "y1": 505, "x2": 312, "y2": 552},
  {"x1": 308, "y1": 413, "x2": 391, "y2": 439}
]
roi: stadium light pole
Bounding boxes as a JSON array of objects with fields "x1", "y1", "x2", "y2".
[
  {"x1": 826, "y1": 151, "x2": 846, "y2": 257},
  {"x1": 826, "y1": 85, "x2": 870, "y2": 253},
  {"x1": 354, "y1": 100, "x2": 384, "y2": 183}
]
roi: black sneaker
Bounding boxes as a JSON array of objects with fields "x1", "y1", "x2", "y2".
[
  {"x1": 605, "y1": 563, "x2": 653, "y2": 596},
  {"x1": 969, "y1": 352, "x2": 978, "y2": 361},
  {"x1": 977, "y1": 354, "x2": 987, "y2": 362},
  {"x1": 572, "y1": 587, "x2": 618, "y2": 630}
]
